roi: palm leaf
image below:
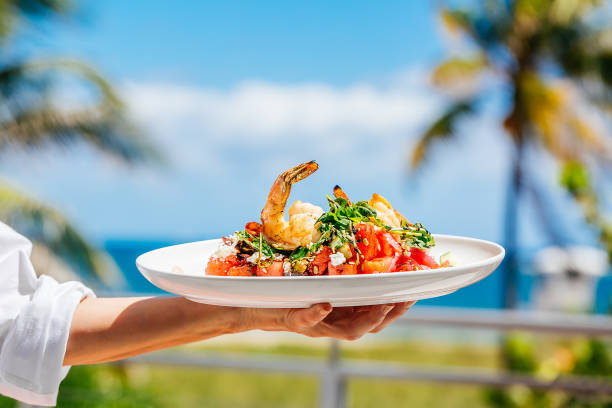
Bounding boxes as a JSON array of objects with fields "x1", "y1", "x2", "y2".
[
  {"x1": 0, "y1": 180, "x2": 122, "y2": 286},
  {"x1": 431, "y1": 55, "x2": 488, "y2": 88},
  {"x1": 439, "y1": 5, "x2": 512, "y2": 50},
  {"x1": 0, "y1": 58, "x2": 160, "y2": 163},
  {"x1": 0, "y1": 0, "x2": 69, "y2": 41},
  {"x1": 410, "y1": 100, "x2": 475, "y2": 169},
  {"x1": 520, "y1": 73, "x2": 611, "y2": 161}
]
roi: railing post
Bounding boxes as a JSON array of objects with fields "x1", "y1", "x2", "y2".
[{"x1": 320, "y1": 339, "x2": 346, "y2": 408}]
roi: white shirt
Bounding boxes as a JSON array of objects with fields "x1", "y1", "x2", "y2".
[{"x1": 0, "y1": 222, "x2": 94, "y2": 406}]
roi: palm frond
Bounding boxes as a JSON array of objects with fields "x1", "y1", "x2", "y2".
[
  {"x1": 0, "y1": 105, "x2": 160, "y2": 162},
  {"x1": 0, "y1": 58, "x2": 161, "y2": 163},
  {"x1": 410, "y1": 100, "x2": 475, "y2": 169},
  {"x1": 0, "y1": 180, "x2": 122, "y2": 286},
  {"x1": 439, "y1": 6, "x2": 512, "y2": 50},
  {"x1": 0, "y1": 0, "x2": 70, "y2": 41},
  {"x1": 520, "y1": 73, "x2": 611, "y2": 161},
  {"x1": 432, "y1": 55, "x2": 489, "y2": 88}
]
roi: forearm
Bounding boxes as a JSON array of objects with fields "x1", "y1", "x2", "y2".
[{"x1": 64, "y1": 296, "x2": 244, "y2": 365}]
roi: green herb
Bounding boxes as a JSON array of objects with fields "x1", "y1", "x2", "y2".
[
  {"x1": 388, "y1": 220, "x2": 435, "y2": 249},
  {"x1": 289, "y1": 246, "x2": 309, "y2": 261},
  {"x1": 309, "y1": 196, "x2": 380, "y2": 256},
  {"x1": 235, "y1": 230, "x2": 276, "y2": 258}
]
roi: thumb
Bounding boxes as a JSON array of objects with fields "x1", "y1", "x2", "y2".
[{"x1": 290, "y1": 303, "x2": 332, "y2": 329}]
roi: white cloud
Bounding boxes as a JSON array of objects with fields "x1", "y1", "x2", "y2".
[{"x1": 123, "y1": 75, "x2": 440, "y2": 141}]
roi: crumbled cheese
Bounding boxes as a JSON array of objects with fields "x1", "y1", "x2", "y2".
[
  {"x1": 212, "y1": 234, "x2": 239, "y2": 258},
  {"x1": 283, "y1": 261, "x2": 292, "y2": 276},
  {"x1": 246, "y1": 252, "x2": 268, "y2": 264},
  {"x1": 329, "y1": 252, "x2": 346, "y2": 267},
  {"x1": 212, "y1": 244, "x2": 238, "y2": 258},
  {"x1": 274, "y1": 253, "x2": 285, "y2": 261},
  {"x1": 226, "y1": 233, "x2": 238, "y2": 246}
]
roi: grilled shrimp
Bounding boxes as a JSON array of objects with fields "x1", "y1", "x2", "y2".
[
  {"x1": 368, "y1": 193, "x2": 408, "y2": 228},
  {"x1": 261, "y1": 161, "x2": 324, "y2": 250}
]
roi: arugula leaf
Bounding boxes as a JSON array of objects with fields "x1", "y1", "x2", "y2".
[
  {"x1": 289, "y1": 246, "x2": 309, "y2": 260},
  {"x1": 388, "y1": 221, "x2": 435, "y2": 249},
  {"x1": 235, "y1": 230, "x2": 277, "y2": 258}
]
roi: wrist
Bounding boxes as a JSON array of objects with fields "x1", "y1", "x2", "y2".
[
  {"x1": 178, "y1": 298, "x2": 245, "y2": 337},
  {"x1": 238, "y1": 308, "x2": 287, "y2": 332}
]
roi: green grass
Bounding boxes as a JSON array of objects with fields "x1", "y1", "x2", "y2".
[
  {"x1": 50, "y1": 339, "x2": 499, "y2": 408},
  {"x1": 0, "y1": 336, "x2": 607, "y2": 407}
]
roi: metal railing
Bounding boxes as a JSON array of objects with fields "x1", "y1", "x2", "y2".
[{"x1": 124, "y1": 307, "x2": 612, "y2": 408}]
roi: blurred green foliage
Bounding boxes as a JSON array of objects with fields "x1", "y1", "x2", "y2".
[
  {"x1": 485, "y1": 335, "x2": 612, "y2": 408},
  {"x1": 0, "y1": 339, "x2": 593, "y2": 408}
]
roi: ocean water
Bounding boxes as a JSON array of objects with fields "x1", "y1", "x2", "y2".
[{"x1": 104, "y1": 240, "x2": 612, "y2": 314}]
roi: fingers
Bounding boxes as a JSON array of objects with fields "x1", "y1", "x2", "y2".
[
  {"x1": 323, "y1": 304, "x2": 395, "y2": 341},
  {"x1": 369, "y1": 301, "x2": 416, "y2": 333},
  {"x1": 285, "y1": 303, "x2": 332, "y2": 330},
  {"x1": 284, "y1": 301, "x2": 415, "y2": 340}
]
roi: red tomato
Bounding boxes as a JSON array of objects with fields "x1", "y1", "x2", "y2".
[
  {"x1": 360, "y1": 256, "x2": 397, "y2": 274},
  {"x1": 206, "y1": 258, "x2": 227, "y2": 276},
  {"x1": 356, "y1": 223, "x2": 378, "y2": 261},
  {"x1": 328, "y1": 262, "x2": 358, "y2": 275},
  {"x1": 395, "y1": 255, "x2": 421, "y2": 272},
  {"x1": 206, "y1": 255, "x2": 240, "y2": 276},
  {"x1": 410, "y1": 248, "x2": 439, "y2": 269},
  {"x1": 255, "y1": 261, "x2": 284, "y2": 277},
  {"x1": 228, "y1": 265, "x2": 253, "y2": 276},
  {"x1": 245, "y1": 221, "x2": 262, "y2": 236},
  {"x1": 376, "y1": 231, "x2": 402, "y2": 257},
  {"x1": 309, "y1": 247, "x2": 332, "y2": 275}
]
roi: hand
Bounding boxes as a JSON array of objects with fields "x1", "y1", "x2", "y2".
[{"x1": 245, "y1": 302, "x2": 415, "y2": 341}]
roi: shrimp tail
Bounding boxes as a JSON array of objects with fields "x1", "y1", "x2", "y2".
[
  {"x1": 333, "y1": 185, "x2": 352, "y2": 205},
  {"x1": 261, "y1": 161, "x2": 319, "y2": 249},
  {"x1": 262, "y1": 161, "x2": 318, "y2": 214}
]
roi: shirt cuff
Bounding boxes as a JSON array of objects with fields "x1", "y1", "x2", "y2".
[{"x1": 0, "y1": 266, "x2": 94, "y2": 406}]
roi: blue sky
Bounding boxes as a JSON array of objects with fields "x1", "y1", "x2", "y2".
[
  {"x1": 31, "y1": 1, "x2": 441, "y2": 87},
  {"x1": 1, "y1": 0, "x2": 602, "y2": 250}
]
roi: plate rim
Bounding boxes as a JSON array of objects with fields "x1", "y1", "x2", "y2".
[{"x1": 136, "y1": 234, "x2": 505, "y2": 280}]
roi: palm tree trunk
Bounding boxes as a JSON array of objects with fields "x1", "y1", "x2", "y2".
[{"x1": 502, "y1": 139, "x2": 523, "y2": 309}]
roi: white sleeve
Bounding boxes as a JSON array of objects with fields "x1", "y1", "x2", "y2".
[{"x1": 0, "y1": 222, "x2": 94, "y2": 406}]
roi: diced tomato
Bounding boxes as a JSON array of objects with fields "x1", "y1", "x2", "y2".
[
  {"x1": 410, "y1": 248, "x2": 439, "y2": 269},
  {"x1": 255, "y1": 261, "x2": 284, "y2": 277},
  {"x1": 245, "y1": 221, "x2": 262, "y2": 236},
  {"x1": 206, "y1": 255, "x2": 241, "y2": 276},
  {"x1": 328, "y1": 262, "x2": 358, "y2": 275},
  {"x1": 309, "y1": 247, "x2": 332, "y2": 275},
  {"x1": 395, "y1": 255, "x2": 421, "y2": 272},
  {"x1": 360, "y1": 256, "x2": 397, "y2": 274},
  {"x1": 376, "y1": 231, "x2": 402, "y2": 257},
  {"x1": 206, "y1": 258, "x2": 228, "y2": 276},
  {"x1": 355, "y1": 223, "x2": 378, "y2": 261},
  {"x1": 228, "y1": 265, "x2": 253, "y2": 276}
]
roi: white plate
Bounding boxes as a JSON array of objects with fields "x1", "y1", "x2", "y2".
[{"x1": 136, "y1": 234, "x2": 504, "y2": 308}]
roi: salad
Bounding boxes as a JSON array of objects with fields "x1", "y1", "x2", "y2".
[{"x1": 206, "y1": 161, "x2": 455, "y2": 277}]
